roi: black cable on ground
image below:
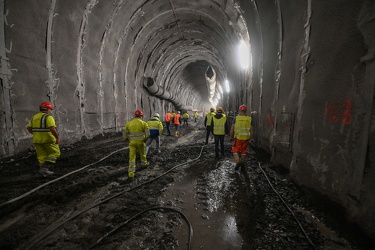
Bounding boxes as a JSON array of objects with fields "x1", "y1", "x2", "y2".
[
  {"x1": 89, "y1": 206, "x2": 193, "y2": 250},
  {"x1": 256, "y1": 160, "x2": 316, "y2": 249},
  {"x1": 0, "y1": 147, "x2": 128, "y2": 209},
  {"x1": 23, "y1": 145, "x2": 206, "y2": 250}
]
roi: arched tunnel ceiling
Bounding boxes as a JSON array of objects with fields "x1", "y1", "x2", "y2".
[{"x1": 125, "y1": 0, "x2": 250, "y2": 107}]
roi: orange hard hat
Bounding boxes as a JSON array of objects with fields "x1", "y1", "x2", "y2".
[
  {"x1": 134, "y1": 109, "x2": 143, "y2": 117},
  {"x1": 40, "y1": 101, "x2": 54, "y2": 110},
  {"x1": 239, "y1": 104, "x2": 247, "y2": 111}
]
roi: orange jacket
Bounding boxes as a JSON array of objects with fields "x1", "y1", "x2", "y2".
[
  {"x1": 165, "y1": 112, "x2": 172, "y2": 122},
  {"x1": 174, "y1": 114, "x2": 181, "y2": 124}
]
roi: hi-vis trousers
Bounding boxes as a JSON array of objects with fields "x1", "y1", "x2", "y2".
[
  {"x1": 128, "y1": 140, "x2": 148, "y2": 176},
  {"x1": 34, "y1": 143, "x2": 61, "y2": 167}
]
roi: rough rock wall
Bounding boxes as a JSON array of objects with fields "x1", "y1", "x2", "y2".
[{"x1": 245, "y1": 0, "x2": 375, "y2": 239}]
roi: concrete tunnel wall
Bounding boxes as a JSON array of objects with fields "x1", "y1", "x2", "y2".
[{"x1": 0, "y1": 0, "x2": 375, "y2": 241}]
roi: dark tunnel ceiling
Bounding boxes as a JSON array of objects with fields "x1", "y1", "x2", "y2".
[{"x1": 131, "y1": 0, "x2": 249, "y2": 105}]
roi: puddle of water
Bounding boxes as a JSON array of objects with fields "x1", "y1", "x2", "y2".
[
  {"x1": 295, "y1": 206, "x2": 351, "y2": 249},
  {"x1": 162, "y1": 160, "x2": 244, "y2": 249}
]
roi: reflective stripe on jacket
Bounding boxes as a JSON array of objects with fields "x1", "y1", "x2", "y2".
[
  {"x1": 123, "y1": 118, "x2": 150, "y2": 141},
  {"x1": 213, "y1": 116, "x2": 227, "y2": 135},
  {"x1": 234, "y1": 115, "x2": 251, "y2": 140},
  {"x1": 27, "y1": 112, "x2": 57, "y2": 144},
  {"x1": 147, "y1": 117, "x2": 163, "y2": 137}
]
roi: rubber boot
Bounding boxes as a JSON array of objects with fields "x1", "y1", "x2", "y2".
[
  {"x1": 175, "y1": 131, "x2": 179, "y2": 137},
  {"x1": 234, "y1": 153, "x2": 240, "y2": 170},
  {"x1": 240, "y1": 155, "x2": 247, "y2": 172}
]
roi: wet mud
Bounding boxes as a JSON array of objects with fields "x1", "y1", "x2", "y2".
[{"x1": 0, "y1": 119, "x2": 373, "y2": 249}]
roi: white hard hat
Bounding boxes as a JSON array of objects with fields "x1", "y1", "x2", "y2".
[{"x1": 154, "y1": 113, "x2": 160, "y2": 118}]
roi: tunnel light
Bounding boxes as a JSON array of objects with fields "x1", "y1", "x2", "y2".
[
  {"x1": 238, "y1": 40, "x2": 250, "y2": 69},
  {"x1": 218, "y1": 84, "x2": 223, "y2": 94},
  {"x1": 224, "y1": 79, "x2": 230, "y2": 93}
]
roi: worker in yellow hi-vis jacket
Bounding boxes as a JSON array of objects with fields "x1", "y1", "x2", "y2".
[
  {"x1": 27, "y1": 101, "x2": 60, "y2": 176},
  {"x1": 123, "y1": 109, "x2": 150, "y2": 178}
]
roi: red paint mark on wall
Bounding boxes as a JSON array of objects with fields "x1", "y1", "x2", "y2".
[
  {"x1": 267, "y1": 115, "x2": 274, "y2": 127},
  {"x1": 325, "y1": 99, "x2": 352, "y2": 125}
]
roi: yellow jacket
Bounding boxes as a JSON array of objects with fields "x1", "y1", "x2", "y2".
[
  {"x1": 27, "y1": 112, "x2": 57, "y2": 144},
  {"x1": 123, "y1": 118, "x2": 150, "y2": 141},
  {"x1": 147, "y1": 117, "x2": 163, "y2": 137}
]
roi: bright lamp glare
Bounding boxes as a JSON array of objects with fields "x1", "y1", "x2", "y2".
[
  {"x1": 224, "y1": 79, "x2": 230, "y2": 93},
  {"x1": 238, "y1": 40, "x2": 250, "y2": 69},
  {"x1": 218, "y1": 85, "x2": 223, "y2": 94}
]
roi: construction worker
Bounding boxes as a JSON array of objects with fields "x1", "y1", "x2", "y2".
[
  {"x1": 230, "y1": 104, "x2": 253, "y2": 171},
  {"x1": 173, "y1": 111, "x2": 181, "y2": 137},
  {"x1": 194, "y1": 111, "x2": 198, "y2": 122},
  {"x1": 146, "y1": 113, "x2": 163, "y2": 154},
  {"x1": 204, "y1": 107, "x2": 216, "y2": 144},
  {"x1": 182, "y1": 111, "x2": 189, "y2": 126},
  {"x1": 27, "y1": 101, "x2": 60, "y2": 176},
  {"x1": 123, "y1": 109, "x2": 150, "y2": 178},
  {"x1": 164, "y1": 110, "x2": 173, "y2": 136},
  {"x1": 211, "y1": 107, "x2": 228, "y2": 159}
]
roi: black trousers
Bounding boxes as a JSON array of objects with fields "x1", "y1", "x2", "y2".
[
  {"x1": 214, "y1": 135, "x2": 225, "y2": 157},
  {"x1": 205, "y1": 126, "x2": 212, "y2": 144},
  {"x1": 165, "y1": 122, "x2": 171, "y2": 135}
]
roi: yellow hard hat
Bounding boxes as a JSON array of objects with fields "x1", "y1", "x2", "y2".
[{"x1": 217, "y1": 107, "x2": 224, "y2": 113}]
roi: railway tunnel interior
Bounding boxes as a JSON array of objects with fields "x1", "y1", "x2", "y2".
[{"x1": 1, "y1": 0, "x2": 375, "y2": 249}]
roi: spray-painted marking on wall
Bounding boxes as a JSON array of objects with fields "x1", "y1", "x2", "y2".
[
  {"x1": 267, "y1": 114, "x2": 274, "y2": 128},
  {"x1": 325, "y1": 99, "x2": 352, "y2": 125}
]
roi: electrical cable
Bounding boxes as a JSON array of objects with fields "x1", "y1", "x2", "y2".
[
  {"x1": 89, "y1": 206, "x2": 193, "y2": 250},
  {"x1": 256, "y1": 160, "x2": 316, "y2": 249},
  {"x1": 24, "y1": 145, "x2": 206, "y2": 250},
  {"x1": 0, "y1": 147, "x2": 128, "y2": 209}
]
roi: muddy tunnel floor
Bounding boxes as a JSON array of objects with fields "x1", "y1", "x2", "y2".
[{"x1": 0, "y1": 120, "x2": 374, "y2": 250}]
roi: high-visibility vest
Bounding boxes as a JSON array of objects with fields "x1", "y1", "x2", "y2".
[
  {"x1": 27, "y1": 112, "x2": 57, "y2": 144},
  {"x1": 205, "y1": 112, "x2": 215, "y2": 126},
  {"x1": 147, "y1": 117, "x2": 163, "y2": 137},
  {"x1": 194, "y1": 112, "x2": 198, "y2": 118},
  {"x1": 165, "y1": 112, "x2": 172, "y2": 122},
  {"x1": 213, "y1": 116, "x2": 227, "y2": 135},
  {"x1": 234, "y1": 115, "x2": 251, "y2": 140},
  {"x1": 123, "y1": 118, "x2": 150, "y2": 141},
  {"x1": 182, "y1": 113, "x2": 189, "y2": 119},
  {"x1": 174, "y1": 114, "x2": 181, "y2": 124}
]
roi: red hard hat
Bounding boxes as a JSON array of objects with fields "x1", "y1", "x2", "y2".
[
  {"x1": 134, "y1": 109, "x2": 143, "y2": 117},
  {"x1": 40, "y1": 101, "x2": 54, "y2": 110},
  {"x1": 239, "y1": 104, "x2": 247, "y2": 111}
]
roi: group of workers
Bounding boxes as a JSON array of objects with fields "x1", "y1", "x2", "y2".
[
  {"x1": 204, "y1": 105, "x2": 254, "y2": 171},
  {"x1": 27, "y1": 101, "x2": 252, "y2": 178}
]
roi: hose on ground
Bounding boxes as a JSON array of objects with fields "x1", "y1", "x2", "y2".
[
  {"x1": 24, "y1": 145, "x2": 206, "y2": 250},
  {"x1": 0, "y1": 147, "x2": 128, "y2": 209},
  {"x1": 256, "y1": 161, "x2": 316, "y2": 249},
  {"x1": 89, "y1": 206, "x2": 193, "y2": 250}
]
